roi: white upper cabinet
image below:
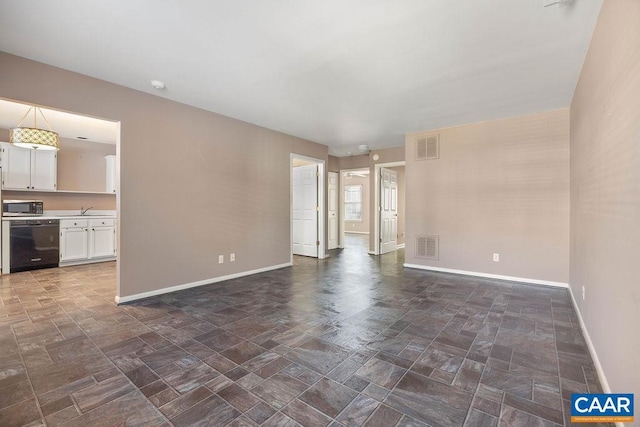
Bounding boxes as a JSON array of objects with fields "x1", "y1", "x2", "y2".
[
  {"x1": 1, "y1": 143, "x2": 31, "y2": 189},
  {"x1": 31, "y1": 149, "x2": 57, "y2": 190},
  {"x1": 105, "y1": 155, "x2": 116, "y2": 194},
  {"x1": 1, "y1": 143, "x2": 57, "y2": 190}
]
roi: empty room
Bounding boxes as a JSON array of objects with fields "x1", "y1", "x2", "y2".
[{"x1": 0, "y1": 1, "x2": 638, "y2": 426}]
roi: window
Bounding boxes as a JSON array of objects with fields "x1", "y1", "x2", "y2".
[{"x1": 344, "y1": 184, "x2": 363, "y2": 221}]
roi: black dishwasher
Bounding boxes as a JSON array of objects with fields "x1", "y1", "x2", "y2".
[{"x1": 10, "y1": 219, "x2": 60, "y2": 273}]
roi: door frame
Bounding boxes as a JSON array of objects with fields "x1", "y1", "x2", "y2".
[
  {"x1": 373, "y1": 161, "x2": 405, "y2": 255},
  {"x1": 338, "y1": 168, "x2": 370, "y2": 249},
  {"x1": 290, "y1": 154, "x2": 326, "y2": 261},
  {"x1": 327, "y1": 171, "x2": 339, "y2": 250},
  {"x1": 0, "y1": 97, "x2": 121, "y2": 296}
]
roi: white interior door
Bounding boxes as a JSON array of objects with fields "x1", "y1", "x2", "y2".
[
  {"x1": 380, "y1": 168, "x2": 398, "y2": 254},
  {"x1": 292, "y1": 164, "x2": 318, "y2": 257},
  {"x1": 328, "y1": 172, "x2": 338, "y2": 250}
]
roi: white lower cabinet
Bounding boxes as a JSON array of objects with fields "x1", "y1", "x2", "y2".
[
  {"x1": 61, "y1": 223, "x2": 89, "y2": 261},
  {"x1": 90, "y1": 224, "x2": 116, "y2": 258},
  {"x1": 60, "y1": 218, "x2": 116, "y2": 264}
]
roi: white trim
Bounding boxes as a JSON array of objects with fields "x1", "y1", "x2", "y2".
[
  {"x1": 367, "y1": 251, "x2": 376, "y2": 255},
  {"x1": 567, "y1": 286, "x2": 613, "y2": 397},
  {"x1": 403, "y1": 263, "x2": 568, "y2": 288},
  {"x1": 115, "y1": 262, "x2": 292, "y2": 304},
  {"x1": 115, "y1": 120, "x2": 121, "y2": 302},
  {"x1": 327, "y1": 171, "x2": 340, "y2": 251},
  {"x1": 374, "y1": 161, "x2": 405, "y2": 255},
  {"x1": 396, "y1": 243, "x2": 405, "y2": 249},
  {"x1": 404, "y1": 262, "x2": 615, "y2": 422},
  {"x1": 338, "y1": 167, "x2": 370, "y2": 249},
  {"x1": 60, "y1": 257, "x2": 115, "y2": 268},
  {"x1": 290, "y1": 154, "x2": 326, "y2": 261},
  {"x1": 345, "y1": 231, "x2": 369, "y2": 235},
  {"x1": 1, "y1": 221, "x2": 10, "y2": 274}
]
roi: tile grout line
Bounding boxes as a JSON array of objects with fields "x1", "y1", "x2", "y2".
[
  {"x1": 486, "y1": 282, "x2": 513, "y2": 426},
  {"x1": 50, "y1": 287, "x2": 174, "y2": 427},
  {"x1": 8, "y1": 271, "x2": 49, "y2": 426}
]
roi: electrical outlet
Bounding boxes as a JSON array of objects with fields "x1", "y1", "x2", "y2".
[
  {"x1": 493, "y1": 253, "x2": 500, "y2": 262},
  {"x1": 230, "y1": 253, "x2": 235, "y2": 262},
  {"x1": 218, "y1": 255, "x2": 224, "y2": 264},
  {"x1": 582, "y1": 286, "x2": 585, "y2": 300}
]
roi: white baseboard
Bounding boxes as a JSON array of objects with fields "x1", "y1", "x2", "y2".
[
  {"x1": 115, "y1": 262, "x2": 292, "y2": 304},
  {"x1": 403, "y1": 263, "x2": 568, "y2": 288},
  {"x1": 60, "y1": 257, "x2": 116, "y2": 268},
  {"x1": 396, "y1": 243, "x2": 406, "y2": 249},
  {"x1": 403, "y1": 263, "x2": 613, "y2": 412},
  {"x1": 345, "y1": 231, "x2": 369, "y2": 235},
  {"x1": 567, "y1": 286, "x2": 612, "y2": 396}
]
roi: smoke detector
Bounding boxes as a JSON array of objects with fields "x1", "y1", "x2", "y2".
[
  {"x1": 151, "y1": 80, "x2": 166, "y2": 90},
  {"x1": 543, "y1": 0, "x2": 573, "y2": 7}
]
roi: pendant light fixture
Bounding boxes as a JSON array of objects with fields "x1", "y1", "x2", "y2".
[{"x1": 10, "y1": 106, "x2": 60, "y2": 150}]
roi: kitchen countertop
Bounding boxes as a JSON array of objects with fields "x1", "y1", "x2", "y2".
[
  {"x1": 2, "y1": 209, "x2": 116, "y2": 221},
  {"x1": 2, "y1": 215, "x2": 116, "y2": 221}
]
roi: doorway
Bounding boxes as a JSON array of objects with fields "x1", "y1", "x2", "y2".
[
  {"x1": 0, "y1": 97, "x2": 121, "y2": 298},
  {"x1": 291, "y1": 154, "x2": 325, "y2": 260},
  {"x1": 373, "y1": 161, "x2": 406, "y2": 255},
  {"x1": 339, "y1": 168, "x2": 370, "y2": 252}
]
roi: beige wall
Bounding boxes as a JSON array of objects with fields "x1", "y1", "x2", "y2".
[
  {"x1": 343, "y1": 173, "x2": 369, "y2": 234},
  {"x1": 57, "y1": 138, "x2": 116, "y2": 192},
  {"x1": 570, "y1": 0, "x2": 640, "y2": 396},
  {"x1": 2, "y1": 191, "x2": 116, "y2": 210},
  {"x1": 405, "y1": 109, "x2": 570, "y2": 283},
  {"x1": 328, "y1": 155, "x2": 339, "y2": 172},
  {"x1": 338, "y1": 154, "x2": 369, "y2": 170},
  {"x1": 0, "y1": 52, "x2": 328, "y2": 299},
  {"x1": 370, "y1": 146, "x2": 404, "y2": 165},
  {"x1": 0, "y1": 130, "x2": 117, "y2": 210}
]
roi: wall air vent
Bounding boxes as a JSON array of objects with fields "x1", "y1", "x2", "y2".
[
  {"x1": 415, "y1": 134, "x2": 439, "y2": 161},
  {"x1": 415, "y1": 235, "x2": 439, "y2": 260}
]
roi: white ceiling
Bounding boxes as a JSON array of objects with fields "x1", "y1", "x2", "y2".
[
  {"x1": 0, "y1": 0, "x2": 602, "y2": 156},
  {"x1": 0, "y1": 99, "x2": 118, "y2": 145}
]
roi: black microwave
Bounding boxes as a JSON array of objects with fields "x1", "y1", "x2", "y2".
[{"x1": 3, "y1": 200, "x2": 44, "y2": 216}]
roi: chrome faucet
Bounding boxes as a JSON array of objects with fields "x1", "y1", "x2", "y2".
[{"x1": 80, "y1": 207, "x2": 94, "y2": 216}]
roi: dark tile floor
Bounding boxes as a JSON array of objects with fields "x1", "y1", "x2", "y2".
[{"x1": 0, "y1": 234, "x2": 606, "y2": 426}]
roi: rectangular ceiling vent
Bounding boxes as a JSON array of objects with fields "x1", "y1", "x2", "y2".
[
  {"x1": 415, "y1": 235, "x2": 439, "y2": 260},
  {"x1": 415, "y1": 134, "x2": 439, "y2": 161}
]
